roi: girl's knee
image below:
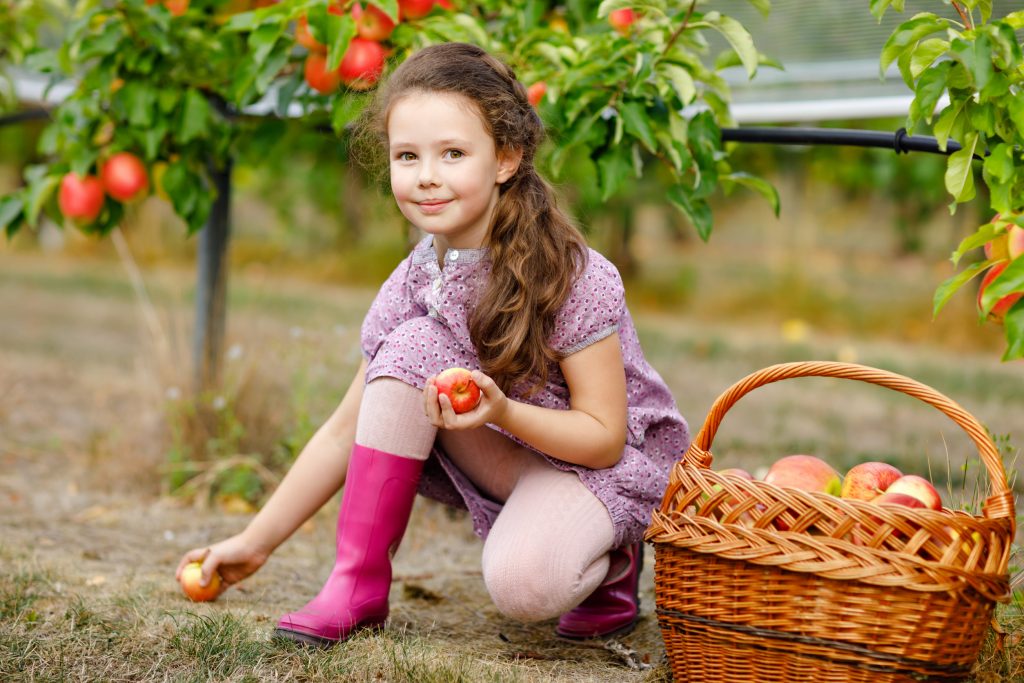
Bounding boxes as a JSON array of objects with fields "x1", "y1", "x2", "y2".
[{"x1": 482, "y1": 546, "x2": 581, "y2": 622}]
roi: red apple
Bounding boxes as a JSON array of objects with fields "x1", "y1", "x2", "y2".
[
  {"x1": 338, "y1": 38, "x2": 386, "y2": 91},
  {"x1": 1009, "y1": 224, "x2": 1024, "y2": 260},
  {"x1": 164, "y1": 0, "x2": 189, "y2": 16},
  {"x1": 179, "y1": 561, "x2": 221, "y2": 602},
  {"x1": 398, "y1": 0, "x2": 435, "y2": 19},
  {"x1": 304, "y1": 53, "x2": 341, "y2": 94},
  {"x1": 840, "y1": 462, "x2": 903, "y2": 501},
  {"x1": 870, "y1": 491, "x2": 927, "y2": 509},
  {"x1": 978, "y1": 262, "x2": 1023, "y2": 323},
  {"x1": 884, "y1": 474, "x2": 942, "y2": 511},
  {"x1": 764, "y1": 455, "x2": 842, "y2": 496},
  {"x1": 100, "y1": 152, "x2": 149, "y2": 203},
  {"x1": 526, "y1": 81, "x2": 547, "y2": 107},
  {"x1": 352, "y1": 3, "x2": 395, "y2": 41},
  {"x1": 434, "y1": 367, "x2": 481, "y2": 414},
  {"x1": 58, "y1": 173, "x2": 105, "y2": 224},
  {"x1": 608, "y1": 8, "x2": 636, "y2": 35}
]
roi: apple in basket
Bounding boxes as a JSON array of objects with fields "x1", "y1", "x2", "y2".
[
  {"x1": 884, "y1": 475, "x2": 943, "y2": 510},
  {"x1": 763, "y1": 455, "x2": 841, "y2": 531},
  {"x1": 840, "y1": 462, "x2": 904, "y2": 501}
]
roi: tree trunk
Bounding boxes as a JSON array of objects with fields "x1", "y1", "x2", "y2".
[{"x1": 192, "y1": 157, "x2": 233, "y2": 393}]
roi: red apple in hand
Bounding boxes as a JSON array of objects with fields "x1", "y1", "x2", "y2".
[
  {"x1": 101, "y1": 152, "x2": 149, "y2": 202},
  {"x1": 884, "y1": 475, "x2": 942, "y2": 510},
  {"x1": 840, "y1": 462, "x2": 903, "y2": 501},
  {"x1": 434, "y1": 367, "x2": 481, "y2": 414},
  {"x1": 58, "y1": 173, "x2": 105, "y2": 224},
  {"x1": 764, "y1": 455, "x2": 842, "y2": 496},
  {"x1": 179, "y1": 561, "x2": 221, "y2": 602}
]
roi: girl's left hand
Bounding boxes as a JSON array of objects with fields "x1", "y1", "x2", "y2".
[{"x1": 424, "y1": 370, "x2": 508, "y2": 430}]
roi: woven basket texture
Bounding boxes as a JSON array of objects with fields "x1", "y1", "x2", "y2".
[{"x1": 645, "y1": 362, "x2": 1016, "y2": 683}]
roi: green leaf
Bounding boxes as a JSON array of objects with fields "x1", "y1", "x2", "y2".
[
  {"x1": 869, "y1": 0, "x2": 904, "y2": 22},
  {"x1": 981, "y1": 257, "x2": 1024, "y2": 315},
  {"x1": 667, "y1": 185, "x2": 713, "y2": 241},
  {"x1": 909, "y1": 38, "x2": 949, "y2": 78},
  {"x1": 951, "y1": 222, "x2": 999, "y2": 266},
  {"x1": 726, "y1": 172, "x2": 779, "y2": 216},
  {"x1": 248, "y1": 23, "x2": 283, "y2": 68},
  {"x1": 0, "y1": 194, "x2": 25, "y2": 237},
  {"x1": 909, "y1": 61, "x2": 949, "y2": 124},
  {"x1": 699, "y1": 12, "x2": 758, "y2": 78},
  {"x1": 25, "y1": 174, "x2": 60, "y2": 227},
  {"x1": 744, "y1": 0, "x2": 771, "y2": 18},
  {"x1": 331, "y1": 93, "x2": 368, "y2": 133},
  {"x1": 326, "y1": 14, "x2": 357, "y2": 72},
  {"x1": 933, "y1": 101, "x2": 963, "y2": 151},
  {"x1": 120, "y1": 81, "x2": 158, "y2": 128},
  {"x1": 659, "y1": 63, "x2": 696, "y2": 105},
  {"x1": 376, "y1": 0, "x2": 398, "y2": 23},
  {"x1": 1007, "y1": 96, "x2": 1024, "y2": 138},
  {"x1": 596, "y1": 146, "x2": 632, "y2": 202},
  {"x1": 619, "y1": 101, "x2": 657, "y2": 153},
  {"x1": 1002, "y1": 302, "x2": 1024, "y2": 361},
  {"x1": 77, "y1": 21, "x2": 125, "y2": 61},
  {"x1": 933, "y1": 260, "x2": 987, "y2": 317},
  {"x1": 951, "y1": 35, "x2": 993, "y2": 91},
  {"x1": 982, "y1": 143, "x2": 1013, "y2": 183},
  {"x1": 880, "y1": 14, "x2": 948, "y2": 74},
  {"x1": 944, "y1": 133, "x2": 978, "y2": 203},
  {"x1": 178, "y1": 89, "x2": 211, "y2": 144}
]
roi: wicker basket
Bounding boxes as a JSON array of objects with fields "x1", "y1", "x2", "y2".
[{"x1": 645, "y1": 361, "x2": 1016, "y2": 683}]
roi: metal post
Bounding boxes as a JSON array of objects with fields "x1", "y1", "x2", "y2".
[{"x1": 192, "y1": 156, "x2": 233, "y2": 393}]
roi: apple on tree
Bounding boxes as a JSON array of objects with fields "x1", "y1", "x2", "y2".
[
  {"x1": 434, "y1": 367, "x2": 481, "y2": 414},
  {"x1": 338, "y1": 38, "x2": 387, "y2": 91},
  {"x1": 398, "y1": 0, "x2": 435, "y2": 20},
  {"x1": 608, "y1": 8, "x2": 636, "y2": 35},
  {"x1": 840, "y1": 461, "x2": 903, "y2": 501},
  {"x1": 179, "y1": 561, "x2": 222, "y2": 602},
  {"x1": 58, "y1": 173, "x2": 105, "y2": 224},
  {"x1": 295, "y1": 4, "x2": 345, "y2": 53},
  {"x1": 352, "y1": 3, "x2": 395, "y2": 41},
  {"x1": 526, "y1": 82, "x2": 547, "y2": 107},
  {"x1": 100, "y1": 152, "x2": 149, "y2": 203},
  {"x1": 978, "y1": 261, "x2": 1024, "y2": 323}
]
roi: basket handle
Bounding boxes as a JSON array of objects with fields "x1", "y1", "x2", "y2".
[{"x1": 688, "y1": 361, "x2": 1015, "y2": 521}]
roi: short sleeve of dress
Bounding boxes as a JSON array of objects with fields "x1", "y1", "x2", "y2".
[
  {"x1": 550, "y1": 249, "x2": 625, "y2": 356},
  {"x1": 360, "y1": 255, "x2": 423, "y2": 361}
]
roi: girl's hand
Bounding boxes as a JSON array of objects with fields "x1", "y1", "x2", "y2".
[
  {"x1": 424, "y1": 370, "x2": 508, "y2": 430},
  {"x1": 174, "y1": 532, "x2": 270, "y2": 598}
]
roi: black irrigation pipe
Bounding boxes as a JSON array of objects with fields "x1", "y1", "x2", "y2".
[
  {"x1": 1, "y1": 106, "x2": 973, "y2": 159},
  {"x1": 721, "y1": 126, "x2": 968, "y2": 157}
]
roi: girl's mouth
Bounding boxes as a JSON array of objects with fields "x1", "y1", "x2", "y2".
[{"x1": 417, "y1": 199, "x2": 452, "y2": 214}]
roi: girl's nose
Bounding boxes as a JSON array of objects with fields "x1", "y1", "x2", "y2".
[{"x1": 417, "y1": 159, "x2": 439, "y2": 187}]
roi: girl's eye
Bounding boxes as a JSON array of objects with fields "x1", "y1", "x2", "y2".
[
  {"x1": 397, "y1": 152, "x2": 416, "y2": 161},
  {"x1": 444, "y1": 149, "x2": 464, "y2": 160}
]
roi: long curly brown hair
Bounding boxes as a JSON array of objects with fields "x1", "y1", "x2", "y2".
[{"x1": 355, "y1": 42, "x2": 588, "y2": 395}]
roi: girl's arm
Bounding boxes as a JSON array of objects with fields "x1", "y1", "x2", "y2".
[
  {"x1": 176, "y1": 357, "x2": 366, "y2": 591},
  {"x1": 426, "y1": 334, "x2": 628, "y2": 469}
]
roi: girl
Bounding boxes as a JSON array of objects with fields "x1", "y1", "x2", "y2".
[{"x1": 175, "y1": 42, "x2": 689, "y2": 646}]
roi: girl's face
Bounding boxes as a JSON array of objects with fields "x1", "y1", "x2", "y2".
[{"x1": 388, "y1": 91, "x2": 520, "y2": 252}]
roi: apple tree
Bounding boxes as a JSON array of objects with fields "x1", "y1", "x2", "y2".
[
  {"x1": 0, "y1": 0, "x2": 776, "y2": 389},
  {"x1": 875, "y1": 1, "x2": 1024, "y2": 359}
]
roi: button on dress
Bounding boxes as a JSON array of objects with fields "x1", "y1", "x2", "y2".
[{"x1": 360, "y1": 236, "x2": 690, "y2": 547}]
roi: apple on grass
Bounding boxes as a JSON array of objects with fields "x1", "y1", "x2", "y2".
[
  {"x1": 434, "y1": 367, "x2": 481, "y2": 414},
  {"x1": 884, "y1": 474, "x2": 942, "y2": 510},
  {"x1": 840, "y1": 461, "x2": 903, "y2": 501},
  {"x1": 179, "y1": 561, "x2": 221, "y2": 602}
]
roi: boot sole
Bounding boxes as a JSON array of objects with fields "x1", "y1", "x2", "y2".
[
  {"x1": 555, "y1": 616, "x2": 640, "y2": 640},
  {"x1": 273, "y1": 621, "x2": 385, "y2": 648}
]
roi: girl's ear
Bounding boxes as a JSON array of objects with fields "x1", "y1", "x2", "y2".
[{"x1": 496, "y1": 147, "x2": 523, "y2": 184}]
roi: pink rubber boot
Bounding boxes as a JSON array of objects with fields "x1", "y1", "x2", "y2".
[
  {"x1": 275, "y1": 445, "x2": 424, "y2": 647},
  {"x1": 555, "y1": 542, "x2": 643, "y2": 639}
]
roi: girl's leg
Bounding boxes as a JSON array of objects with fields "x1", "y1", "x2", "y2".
[
  {"x1": 473, "y1": 453, "x2": 617, "y2": 622},
  {"x1": 276, "y1": 377, "x2": 435, "y2": 646}
]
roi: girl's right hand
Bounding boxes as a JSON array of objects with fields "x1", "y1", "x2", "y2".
[{"x1": 174, "y1": 532, "x2": 270, "y2": 597}]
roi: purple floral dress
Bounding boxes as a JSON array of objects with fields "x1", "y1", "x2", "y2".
[{"x1": 360, "y1": 236, "x2": 689, "y2": 547}]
